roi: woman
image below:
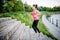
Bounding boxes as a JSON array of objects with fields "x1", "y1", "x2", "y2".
[{"x1": 31, "y1": 4, "x2": 40, "y2": 33}]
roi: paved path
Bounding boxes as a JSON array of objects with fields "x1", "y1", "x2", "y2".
[
  {"x1": 42, "y1": 15, "x2": 60, "y2": 40},
  {"x1": 0, "y1": 18, "x2": 53, "y2": 40}
]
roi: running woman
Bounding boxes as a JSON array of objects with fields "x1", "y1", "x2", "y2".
[{"x1": 31, "y1": 4, "x2": 40, "y2": 33}]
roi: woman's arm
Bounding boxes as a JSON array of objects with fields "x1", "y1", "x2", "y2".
[{"x1": 37, "y1": 10, "x2": 40, "y2": 16}]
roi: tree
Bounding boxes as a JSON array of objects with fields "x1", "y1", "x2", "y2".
[
  {"x1": 24, "y1": 2, "x2": 32, "y2": 12},
  {"x1": 0, "y1": 0, "x2": 6, "y2": 13},
  {"x1": 53, "y1": 6, "x2": 60, "y2": 11},
  {"x1": 38, "y1": 6, "x2": 60, "y2": 12},
  {"x1": 0, "y1": 0, "x2": 24, "y2": 13},
  {"x1": 5, "y1": 1, "x2": 14, "y2": 12},
  {"x1": 13, "y1": 0, "x2": 24, "y2": 11}
]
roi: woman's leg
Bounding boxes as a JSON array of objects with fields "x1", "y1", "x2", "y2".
[
  {"x1": 32, "y1": 21, "x2": 37, "y2": 33},
  {"x1": 35, "y1": 20, "x2": 40, "y2": 33}
]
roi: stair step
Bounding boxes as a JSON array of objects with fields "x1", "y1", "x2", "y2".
[
  {"x1": 48, "y1": 37, "x2": 53, "y2": 40},
  {"x1": 9, "y1": 23, "x2": 25, "y2": 40},
  {"x1": 0, "y1": 17, "x2": 11, "y2": 23},
  {"x1": 0, "y1": 21, "x2": 20, "y2": 40},
  {"x1": 44, "y1": 35, "x2": 52, "y2": 40},
  {"x1": 44, "y1": 35, "x2": 50, "y2": 40},
  {"x1": 39, "y1": 32, "x2": 53, "y2": 40},
  {"x1": 20, "y1": 26, "x2": 30, "y2": 40},
  {"x1": 0, "y1": 19, "x2": 17, "y2": 28},
  {"x1": 0, "y1": 20, "x2": 15, "y2": 31},
  {"x1": 30, "y1": 28, "x2": 53, "y2": 40},
  {"x1": 0, "y1": 17, "x2": 11, "y2": 20},
  {"x1": 30, "y1": 28, "x2": 38, "y2": 40},
  {"x1": 0, "y1": 20, "x2": 17, "y2": 32},
  {"x1": 0, "y1": 19, "x2": 17, "y2": 26}
]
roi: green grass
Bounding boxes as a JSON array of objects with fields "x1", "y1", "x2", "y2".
[{"x1": 0, "y1": 11, "x2": 59, "y2": 40}]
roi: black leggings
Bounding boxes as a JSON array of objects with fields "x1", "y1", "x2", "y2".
[{"x1": 32, "y1": 20, "x2": 40, "y2": 33}]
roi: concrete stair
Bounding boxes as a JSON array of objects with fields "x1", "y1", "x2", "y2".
[
  {"x1": 0, "y1": 19, "x2": 17, "y2": 32},
  {"x1": 0, "y1": 18, "x2": 53, "y2": 40},
  {"x1": 9, "y1": 23, "x2": 25, "y2": 40},
  {"x1": 19, "y1": 26, "x2": 31, "y2": 40},
  {"x1": 0, "y1": 17, "x2": 11, "y2": 23}
]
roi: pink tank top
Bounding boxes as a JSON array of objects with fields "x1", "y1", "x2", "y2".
[{"x1": 31, "y1": 11, "x2": 39, "y2": 20}]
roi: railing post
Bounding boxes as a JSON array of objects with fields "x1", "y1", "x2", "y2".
[
  {"x1": 56, "y1": 19, "x2": 58, "y2": 27},
  {"x1": 49, "y1": 17, "x2": 51, "y2": 22},
  {"x1": 52, "y1": 18, "x2": 53, "y2": 24},
  {"x1": 50, "y1": 17, "x2": 53, "y2": 24}
]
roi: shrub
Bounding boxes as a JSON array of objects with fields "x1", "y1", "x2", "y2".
[
  {"x1": 13, "y1": 1, "x2": 24, "y2": 11},
  {"x1": 5, "y1": 1, "x2": 14, "y2": 12}
]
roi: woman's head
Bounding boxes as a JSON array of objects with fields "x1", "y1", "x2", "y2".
[{"x1": 32, "y1": 4, "x2": 37, "y2": 10}]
